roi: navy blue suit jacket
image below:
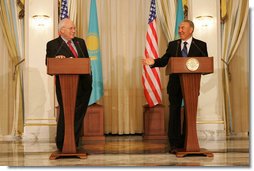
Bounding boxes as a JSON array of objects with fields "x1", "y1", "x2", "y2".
[
  {"x1": 153, "y1": 38, "x2": 208, "y2": 67},
  {"x1": 152, "y1": 37, "x2": 208, "y2": 94},
  {"x1": 46, "y1": 36, "x2": 89, "y2": 62}
]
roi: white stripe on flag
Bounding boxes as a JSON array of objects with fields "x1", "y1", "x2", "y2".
[
  {"x1": 142, "y1": 0, "x2": 162, "y2": 107},
  {"x1": 144, "y1": 65, "x2": 162, "y2": 97},
  {"x1": 143, "y1": 75, "x2": 158, "y2": 103}
]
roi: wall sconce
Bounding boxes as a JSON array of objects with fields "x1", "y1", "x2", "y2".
[
  {"x1": 32, "y1": 15, "x2": 50, "y2": 28},
  {"x1": 194, "y1": 15, "x2": 214, "y2": 27}
]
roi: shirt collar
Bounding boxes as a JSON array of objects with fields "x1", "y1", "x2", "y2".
[
  {"x1": 181, "y1": 37, "x2": 193, "y2": 45},
  {"x1": 61, "y1": 36, "x2": 73, "y2": 44}
]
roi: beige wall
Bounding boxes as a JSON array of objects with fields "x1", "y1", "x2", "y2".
[
  {"x1": 23, "y1": 0, "x2": 57, "y2": 139},
  {"x1": 189, "y1": 0, "x2": 225, "y2": 138}
]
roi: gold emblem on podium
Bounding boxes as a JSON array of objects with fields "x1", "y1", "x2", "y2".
[{"x1": 186, "y1": 58, "x2": 200, "y2": 71}]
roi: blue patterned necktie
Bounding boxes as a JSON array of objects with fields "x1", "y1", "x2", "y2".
[{"x1": 181, "y1": 42, "x2": 188, "y2": 57}]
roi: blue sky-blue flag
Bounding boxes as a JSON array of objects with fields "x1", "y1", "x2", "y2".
[
  {"x1": 175, "y1": 0, "x2": 185, "y2": 107},
  {"x1": 174, "y1": 0, "x2": 184, "y2": 39},
  {"x1": 87, "y1": 0, "x2": 104, "y2": 105}
]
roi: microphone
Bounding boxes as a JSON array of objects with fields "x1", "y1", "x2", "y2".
[
  {"x1": 192, "y1": 40, "x2": 207, "y2": 56},
  {"x1": 54, "y1": 41, "x2": 65, "y2": 57},
  {"x1": 175, "y1": 40, "x2": 180, "y2": 56},
  {"x1": 76, "y1": 41, "x2": 85, "y2": 57}
]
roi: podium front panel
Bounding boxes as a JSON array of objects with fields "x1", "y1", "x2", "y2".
[
  {"x1": 47, "y1": 58, "x2": 90, "y2": 75},
  {"x1": 166, "y1": 57, "x2": 214, "y2": 75}
]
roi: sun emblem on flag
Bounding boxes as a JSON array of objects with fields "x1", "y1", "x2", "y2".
[{"x1": 87, "y1": 34, "x2": 99, "y2": 51}]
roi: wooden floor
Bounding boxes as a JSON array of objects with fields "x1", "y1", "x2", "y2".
[{"x1": 0, "y1": 135, "x2": 250, "y2": 167}]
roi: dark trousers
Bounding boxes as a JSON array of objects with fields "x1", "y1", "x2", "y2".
[
  {"x1": 167, "y1": 74, "x2": 185, "y2": 148},
  {"x1": 55, "y1": 75, "x2": 92, "y2": 150}
]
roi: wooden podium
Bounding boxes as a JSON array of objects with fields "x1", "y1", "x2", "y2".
[
  {"x1": 47, "y1": 58, "x2": 90, "y2": 160},
  {"x1": 166, "y1": 57, "x2": 214, "y2": 157}
]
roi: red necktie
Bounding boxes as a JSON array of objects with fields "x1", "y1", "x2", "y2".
[{"x1": 67, "y1": 41, "x2": 78, "y2": 58}]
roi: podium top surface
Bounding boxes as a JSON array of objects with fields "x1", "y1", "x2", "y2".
[
  {"x1": 47, "y1": 58, "x2": 90, "y2": 75},
  {"x1": 166, "y1": 57, "x2": 214, "y2": 75}
]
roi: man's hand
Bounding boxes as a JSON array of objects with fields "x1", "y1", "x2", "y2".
[
  {"x1": 55, "y1": 55, "x2": 66, "y2": 59},
  {"x1": 142, "y1": 58, "x2": 155, "y2": 65}
]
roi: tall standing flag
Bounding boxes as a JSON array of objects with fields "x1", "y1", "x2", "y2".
[
  {"x1": 60, "y1": 0, "x2": 69, "y2": 20},
  {"x1": 87, "y1": 0, "x2": 104, "y2": 105},
  {"x1": 174, "y1": 0, "x2": 184, "y2": 39},
  {"x1": 142, "y1": 0, "x2": 162, "y2": 107},
  {"x1": 175, "y1": 0, "x2": 185, "y2": 107}
]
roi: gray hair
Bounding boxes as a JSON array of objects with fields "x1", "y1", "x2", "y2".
[
  {"x1": 183, "y1": 19, "x2": 195, "y2": 32},
  {"x1": 58, "y1": 18, "x2": 69, "y2": 32}
]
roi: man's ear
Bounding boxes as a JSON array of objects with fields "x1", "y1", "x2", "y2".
[{"x1": 59, "y1": 29, "x2": 64, "y2": 35}]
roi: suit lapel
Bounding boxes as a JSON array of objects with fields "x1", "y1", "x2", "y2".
[
  {"x1": 57, "y1": 37, "x2": 85, "y2": 57},
  {"x1": 73, "y1": 39, "x2": 83, "y2": 57},
  {"x1": 58, "y1": 37, "x2": 76, "y2": 57},
  {"x1": 177, "y1": 47, "x2": 182, "y2": 57},
  {"x1": 188, "y1": 38, "x2": 197, "y2": 57},
  {"x1": 176, "y1": 39, "x2": 182, "y2": 57}
]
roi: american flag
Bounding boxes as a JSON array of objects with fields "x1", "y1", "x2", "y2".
[
  {"x1": 60, "y1": 0, "x2": 69, "y2": 20},
  {"x1": 142, "y1": 0, "x2": 162, "y2": 107}
]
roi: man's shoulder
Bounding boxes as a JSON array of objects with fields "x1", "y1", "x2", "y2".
[
  {"x1": 169, "y1": 39, "x2": 180, "y2": 43},
  {"x1": 192, "y1": 38, "x2": 206, "y2": 45},
  {"x1": 47, "y1": 36, "x2": 62, "y2": 45},
  {"x1": 168, "y1": 39, "x2": 180, "y2": 46},
  {"x1": 73, "y1": 37, "x2": 85, "y2": 42}
]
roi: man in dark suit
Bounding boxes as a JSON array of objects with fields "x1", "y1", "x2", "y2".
[
  {"x1": 142, "y1": 20, "x2": 208, "y2": 152},
  {"x1": 46, "y1": 18, "x2": 92, "y2": 151}
]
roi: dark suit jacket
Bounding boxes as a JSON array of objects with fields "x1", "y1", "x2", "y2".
[
  {"x1": 153, "y1": 37, "x2": 208, "y2": 67},
  {"x1": 152, "y1": 37, "x2": 208, "y2": 93},
  {"x1": 46, "y1": 36, "x2": 89, "y2": 61},
  {"x1": 45, "y1": 36, "x2": 92, "y2": 109}
]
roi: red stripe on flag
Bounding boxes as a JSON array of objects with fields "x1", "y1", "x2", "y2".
[
  {"x1": 146, "y1": 33, "x2": 158, "y2": 59},
  {"x1": 150, "y1": 69, "x2": 162, "y2": 89},
  {"x1": 142, "y1": 0, "x2": 162, "y2": 107},
  {"x1": 144, "y1": 49, "x2": 162, "y2": 90},
  {"x1": 149, "y1": 21, "x2": 158, "y2": 45},
  {"x1": 143, "y1": 66, "x2": 162, "y2": 103},
  {"x1": 142, "y1": 76, "x2": 155, "y2": 106}
]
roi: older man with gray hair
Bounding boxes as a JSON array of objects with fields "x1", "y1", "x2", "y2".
[{"x1": 46, "y1": 18, "x2": 92, "y2": 151}]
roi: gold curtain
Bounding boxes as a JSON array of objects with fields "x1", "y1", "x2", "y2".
[
  {"x1": 97, "y1": 0, "x2": 148, "y2": 134},
  {"x1": 157, "y1": 0, "x2": 176, "y2": 41},
  {"x1": 0, "y1": 0, "x2": 25, "y2": 137},
  {"x1": 228, "y1": 23, "x2": 249, "y2": 133},
  {"x1": 68, "y1": 0, "x2": 77, "y2": 25},
  {"x1": 0, "y1": 26, "x2": 14, "y2": 136},
  {"x1": 221, "y1": 0, "x2": 249, "y2": 134},
  {"x1": 67, "y1": 0, "x2": 170, "y2": 134}
]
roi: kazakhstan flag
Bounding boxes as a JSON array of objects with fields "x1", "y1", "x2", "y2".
[
  {"x1": 87, "y1": 0, "x2": 103, "y2": 105},
  {"x1": 175, "y1": 0, "x2": 185, "y2": 107},
  {"x1": 174, "y1": 0, "x2": 184, "y2": 39}
]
